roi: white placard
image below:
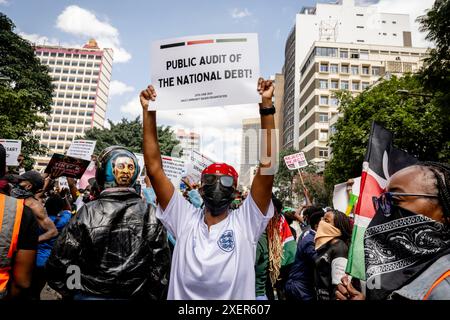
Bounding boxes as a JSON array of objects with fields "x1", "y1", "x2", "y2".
[
  {"x1": 151, "y1": 33, "x2": 260, "y2": 110},
  {"x1": 135, "y1": 153, "x2": 145, "y2": 177},
  {"x1": 185, "y1": 150, "x2": 215, "y2": 184},
  {"x1": 332, "y1": 177, "x2": 361, "y2": 213},
  {"x1": 66, "y1": 140, "x2": 96, "y2": 161},
  {"x1": 162, "y1": 155, "x2": 186, "y2": 188},
  {"x1": 58, "y1": 176, "x2": 69, "y2": 190},
  {"x1": 0, "y1": 139, "x2": 22, "y2": 166},
  {"x1": 284, "y1": 152, "x2": 308, "y2": 170}
]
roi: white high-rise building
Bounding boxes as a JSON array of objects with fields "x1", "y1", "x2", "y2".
[
  {"x1": 33, "y1": 39, "x2": 113, "y2": 169},
  {"x1": 282, "y1": 0, "x2": 420, "y2": 151}
]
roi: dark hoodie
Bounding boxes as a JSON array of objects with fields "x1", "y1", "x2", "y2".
[{"x1": 46, "y1": 187, "x2": 171, "y2": 299}]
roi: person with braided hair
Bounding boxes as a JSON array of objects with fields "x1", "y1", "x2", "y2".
[{"x1": 337, "y1": 162, "x2": 450, "y2": 300}]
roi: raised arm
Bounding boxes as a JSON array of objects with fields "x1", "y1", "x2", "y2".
[
  {"x1": 140, "y1": 85, "x2": 174, "y2": 210},
  {"x1": 250, "y1": 78, "x2": 276, "y2": 215}
]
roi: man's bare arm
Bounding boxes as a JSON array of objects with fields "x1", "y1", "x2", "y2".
[
  {"x1": 27, "y1": 200, "x2": 58, "y2": 242},
  {"x1": 251, "y1": 78, "x2": 276, "y2": 215},
  {"x1": 140, "y1": 85, "x2": 174, "y2": 210},
  {"x1": 9, "y1": 249, "x2": 36, "y2": 298}
]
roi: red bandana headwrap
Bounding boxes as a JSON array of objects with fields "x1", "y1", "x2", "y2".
[{"x1": 201, "y1": 163, "x2": 238, "y2": 186}]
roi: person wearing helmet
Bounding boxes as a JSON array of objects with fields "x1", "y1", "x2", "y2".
[
  {"x1": 46, "y1": 146, "x2": 171, "y2": 300},
  {"x1": 140, "y1": 77, "x2": 277, "y2": 299}
]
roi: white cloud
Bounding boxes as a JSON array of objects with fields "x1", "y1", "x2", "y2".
[
  {"x1": 119, "y1": 96, "x2": 141, "y2": 116},
  {"x1": 368, "y1": 0, "x2": 435, "y2": 48},
  {"x1": 109, "y1": 80, "x2": 134, "y2": 97},
  {"x1": 231, "y1": 8, "x2": 251, "y2": 19},
  {"x1": 0, "y1": 0, "x2": 9, "y2": 5},
  {"x1": 56, "y1": 5, "x2": 131, "y2": 63}
]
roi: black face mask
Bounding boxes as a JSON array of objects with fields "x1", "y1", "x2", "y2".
[
  {"x1": 201, "y1": 181, "x2": 235, "y2": 216},
  {"x1": 10, "y1": 184, "x2": 33, "y2": 199}
]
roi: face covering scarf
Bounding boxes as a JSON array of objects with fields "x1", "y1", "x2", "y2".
[
  {"x1": 364, "y1": 205, "x2": 450, "y2": 300},
  {"x1": 315, "y1": 220, "x2": 342, "y2": 250},
  {"x1": 10, "y1": 185, "x2": 33, "y2": 199}
]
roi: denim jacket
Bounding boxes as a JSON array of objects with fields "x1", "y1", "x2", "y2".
[{"x1": 390, "y1": 254, "x2": 450, "y2": 300}]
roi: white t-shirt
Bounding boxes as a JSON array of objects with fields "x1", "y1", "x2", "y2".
[{"x1": 156, "y1": 192, "x2": 274, "y2": 300}]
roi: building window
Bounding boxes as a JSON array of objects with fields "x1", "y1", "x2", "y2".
[
  {"x1": 362, "y1": 66, "x2": 370, "y2": 75},
  {"x1": 357, "y1": 40, "x2": 364, "y2": 43},
  {"x1": 393, "y1": 33, "x2": 397, "y2": 36},
  {"x1": 316, "y1": 47, "x2": 338, "y2": 57},
  {"x1": 360, "y1": 50, "x2": 369, "y2": 59},
  {"x1": 372, "y1": 66, "x2": 381, "y2": 76},
  {"x1": 392, "y1": 21, "x2": 396, "y2": 24},
  {"x1": 352, "y1": 81, "x2": 360, "y2": 91},
  {"x1": 351, "y1": 65, "x2": 359, "y2": 75},
  {"x1": 330, "y1": 80, "x2": 339, "y2": 89},
  {"x1": 341, "y1": 64, "x2": 349, "y2": 73},
  {"x1": 320, "y1": 63, "x2": 329, "y2": 72},
  {"x1": 319, "y1": 79, "x2": 328, "y2": 89},
  {"x1": 362, "y1": 82, "x2": 370, "y2": 90},
  {"x1": 319, "y1": 113, "x2": 329, "y2": 123},
  {"x1": 319, "y1": 149, "x2": 329, "y2": 158},
  {"x1": 330, "y1": 97, "x2": 338, "y2": 106},
  {"x1": 350, "y1": 52, "x2": 359, "y2": 59},
  {"x1": 320, "y1": 96, "x2": 329, "y2": 105},
  {"x1": 319, "y1": 130, "x2": 328, "y2": 141},
  {"x1": 340, "y1": 50, "x2": 348, "y2": 59},
  {"x1": 356, "y1": 13, "x2": 364, "y2": 16},
  {"x1": 304, "y1": 137, "x2": 308, "y2": 147},
  {"x1": 356, "y1": 26, "x2": 364, "y2": 29},
  {"x1": 382, "y1": 20, "x2": 386, "y2": 24},
  {"x1": 341, "y1": 80, "x2": 349, "y2": 90},
  {"x1": 330, "y1": 64, "x2": 339, "y2": 73}
]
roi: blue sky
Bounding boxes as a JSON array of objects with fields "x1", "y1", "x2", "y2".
[{"x1": 0, "y1": 0, "x2": 434, "y2": 170}]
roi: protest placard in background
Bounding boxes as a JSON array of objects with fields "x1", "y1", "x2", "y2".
[
  {"x1": 66, "y1": 140, "x2": 96, "y2": 161},
  {"x1": 45, "y1": 154, "x2": 90, "y2": 179},
  {"x1": 58, "y1": 177, "x2": 69, "y2": 190},
  {"x1": 332, "y1": 177, "x2": 361, "y2": 213},
  {"x1": 283, "y1": 152, "x2": 308, "y2": 170},
  {"x1": 135, "y1": 153, "x2": 145, "y2": 177},
  {"x1": 185, "y1": 150, "x2": 215, "y2": 184},
  {"x1": 162, "y1": 155, "x2": 186, "y2": 187},
  {"x1": 0, "y1": 139, "x2": 22, "y2": 166},
  {"x1": 77, "y1": 161, "x2": 96, "y2": 190},
  {"x1": 151, "y1": 33, "x2": 260, "y2": 110}
]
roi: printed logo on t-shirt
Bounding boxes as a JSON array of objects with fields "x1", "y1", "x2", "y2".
[{"x1": 217, "y1": 230, "x2": 235, "y2": 252}]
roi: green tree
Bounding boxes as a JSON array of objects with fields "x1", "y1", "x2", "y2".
[
  {"x1": 324, "y1": 74, "x2": 449, "y2": 190},
  {"x1": 0, "y1": 13, "x2": 53, "y2": 169},
  {"x1": 417, "y1": 0, "x2": 450, "y2": 96},
  {"x1": 81, "y1": 117, "x2": 180, "y2": 156},
  {"x1": 273, "y1": 147, "x2": 297, "y2": 206}
]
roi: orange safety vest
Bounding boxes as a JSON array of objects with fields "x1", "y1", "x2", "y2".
[{"x1": 0, "y1": 193, "x2": 25, "y2": 299}]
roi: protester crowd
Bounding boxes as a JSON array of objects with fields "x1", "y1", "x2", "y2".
[{"x1": 0, "y1": 78, "x2": 448, "y2": 300}]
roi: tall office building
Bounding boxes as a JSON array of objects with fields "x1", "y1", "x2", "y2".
[
  {"x1": 176, "y1": 128, "x2": 200, "y2": 161},
  {"x1": 282, "y1": 0, "x2": 426, "y2": 156},
  {"x1": 239, "y1": 118, "x2": 260, "y2": 189},
  {"x1": 299, "y1": 41, "x2": 426, "y2": 164},
  {"x1": 33, "y1": 39, "x2": 113, "y2": 169},
  {"x1": 273, "y1": 73, "x2": 285, "y2": 150}
]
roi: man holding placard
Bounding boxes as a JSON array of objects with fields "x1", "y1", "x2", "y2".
[{"x1": 141, "y1": 76, "x2": 276, "y2": 299}]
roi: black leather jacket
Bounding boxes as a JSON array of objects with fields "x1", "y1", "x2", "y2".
[{"x1": 46, "y1": 188, "x2": 171, "y2": 299}]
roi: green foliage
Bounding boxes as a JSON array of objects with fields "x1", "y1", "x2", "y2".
[
  {"x1": 324, "y1": 74, "x2": 450, "y2": 190},
  {"x1": 81, "y1": 117, "x2": 180, "y2": 156},
  {"x1": 0, "y1": 13, "x2": 53, "y2": 169}
]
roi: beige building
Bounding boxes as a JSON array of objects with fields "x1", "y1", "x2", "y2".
[
  {"x1": 33, "y1": 39, "x2": 113, "y2": 169},
  {"x1": 239, "y1": 118, "x2": 260, "y2": 189},
  {"x1": 273, "y1": 73, "x2": 285, "y2": 149},
  {"x1": 298, "y1": 41, "x2": 427, "y2": 164},
  {"x1": 176, "y1": 128, "x2": 200, "y2": 161}
]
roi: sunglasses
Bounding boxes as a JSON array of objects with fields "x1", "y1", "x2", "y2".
[
  {"x1": 372, "y1": 192, "x2": 438, "y2": 217},
  {"x1": 201, "y1": 174, "x2": 234, "y2": 188}
]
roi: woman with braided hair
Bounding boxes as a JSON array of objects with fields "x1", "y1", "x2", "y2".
[
  {"x1": 255, "y1": 196, "x2": 296, "y2": 300},
  {"x1": 336, "y1": 162, "x2": 450, "y2": 300}
]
